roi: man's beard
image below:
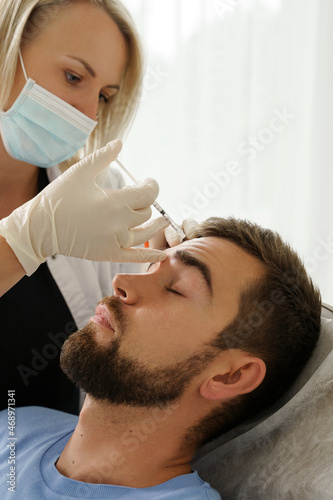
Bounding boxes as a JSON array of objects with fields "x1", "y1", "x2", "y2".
[{"x1": 60, "y1": 296, "x2": 217, "y2": 408}]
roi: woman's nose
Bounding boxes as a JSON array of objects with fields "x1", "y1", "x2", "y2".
[
  {"x1": 71, "y1": 95, "x2": 99, "y2": 121},
  {"x1": 82, "y1": 99, "x2": 99, "y2": 121}
]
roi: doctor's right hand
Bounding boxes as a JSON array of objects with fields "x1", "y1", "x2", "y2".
[{"x1": 0, "y1": 140, "x2": 169, "y2": 276}]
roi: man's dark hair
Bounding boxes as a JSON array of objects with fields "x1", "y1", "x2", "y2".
[{"x1": 185, "y1": 217, "x2": 322, "y2": 448}]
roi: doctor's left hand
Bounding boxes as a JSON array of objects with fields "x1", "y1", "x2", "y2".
[
  {"x1": 148, "y1": 218, "x2": 200, "y2": 250},
  {"x1": 0, "y1": 140, "x2": 169, "y2": 276}
]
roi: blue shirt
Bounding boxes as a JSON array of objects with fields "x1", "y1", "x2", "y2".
[{"x1": 0, "y1": 407, "x2": 221, "y2": 499}]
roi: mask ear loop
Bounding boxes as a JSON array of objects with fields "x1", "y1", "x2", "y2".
[{"x1": 18, "y1": 50, "x2": 28, "y2": 82}]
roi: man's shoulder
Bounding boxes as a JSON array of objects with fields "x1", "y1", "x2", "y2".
[{"x1": 0, "y1": 407, "x2": 77, "y2": 499}]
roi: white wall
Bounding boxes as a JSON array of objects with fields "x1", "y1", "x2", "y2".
[{"x1": 120, "y1": 0, "x2": 333, "y2": 304}]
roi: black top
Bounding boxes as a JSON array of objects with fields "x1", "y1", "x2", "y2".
[{"x1": 0, "y1": 169, "x2": 79, "y2": 414}]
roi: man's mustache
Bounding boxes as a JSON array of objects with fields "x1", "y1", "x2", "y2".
[{"x1": 98, "y1": 295, "x2": 128, "y2": 334}]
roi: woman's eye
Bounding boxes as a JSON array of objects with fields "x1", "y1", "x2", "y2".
[{"x1": 65, "y1": 71, "x2": 81, "y2": 84}]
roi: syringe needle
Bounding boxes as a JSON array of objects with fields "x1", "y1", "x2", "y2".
[
  {"x1": 115, "y1": 158, "x2": 186, "y2": 241},
  {"x1": 115, "y1": 159, "x2": 139, "y2": 186}
]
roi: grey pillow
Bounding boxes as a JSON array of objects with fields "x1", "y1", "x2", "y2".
[{"x1": 192, "y1": 306, "x2": 333, "y2": 500}]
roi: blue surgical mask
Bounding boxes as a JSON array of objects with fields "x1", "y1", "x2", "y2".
[{"x1": 0, "y1": 52, "x2": 97, "y2": 168}]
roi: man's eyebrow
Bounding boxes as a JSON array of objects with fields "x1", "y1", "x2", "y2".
[
  {"x1": 173, "y1": 249, "x2": 213, "y2": 297},
  {"x1": 66, "y1": 55, "x2": 120, "y2": 90}
]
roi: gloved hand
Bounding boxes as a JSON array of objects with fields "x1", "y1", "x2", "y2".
[
  {"x1": 0, "y1": 140, "x2": 169, "y2": 276},
  {"x1": 165, "y1": 218, "x2": 200, "y2": 247},
  {"x1": 148, "y1": 218, "x2": 200, "y2": 250}
]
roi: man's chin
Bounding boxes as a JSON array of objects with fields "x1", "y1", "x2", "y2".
[
  {"x1": 59, "y1": 322, "x2": 210, "y2": 410},
  {"x1": 59, "y1": 325, "x2": 98, "y2": 386}
]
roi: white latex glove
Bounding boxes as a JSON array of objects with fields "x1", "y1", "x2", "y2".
[
  {"x1": 148, "y1": 218, "x2": 200, "y2": 250},
  {"x1": 0, "y1": 140, "x2": 169, "y2": 276},
  {"x1": 165, "y1": 218, "x2": 200, "y2": 247}
]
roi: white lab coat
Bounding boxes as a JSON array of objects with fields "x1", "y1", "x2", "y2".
[{"x1": 45, "y1": 164, "x2": 140, "y2": 329}]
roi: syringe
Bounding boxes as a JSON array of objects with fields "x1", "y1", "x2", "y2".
[{"x1": 115, "y1": 158, "x2": 186, "y2": 241}]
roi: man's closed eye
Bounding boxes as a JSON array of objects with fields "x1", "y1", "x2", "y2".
[{"x1": 165, "y1": 287, "x2": 183, "y2": 297}]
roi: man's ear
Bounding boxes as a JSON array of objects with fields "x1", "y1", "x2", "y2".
[{"x1": 199, "y1": 351, "x2": 266, "y2": 401}]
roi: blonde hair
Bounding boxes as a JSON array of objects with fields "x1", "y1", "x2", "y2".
[{"x1": 0, "y1": 0, "x2": 144, "y2": 170}]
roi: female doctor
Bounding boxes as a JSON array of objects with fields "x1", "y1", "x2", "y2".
[{"x1": 0, "y1": 0, "x2": 173, "y2": 414}]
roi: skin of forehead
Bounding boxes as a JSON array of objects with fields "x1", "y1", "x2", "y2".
[
  {"x1": 22, "y1": 1, "x2": 127, "y2": 79},
  {"x1": 164, "y1": 237, "x2": 264, "y2": 285}
]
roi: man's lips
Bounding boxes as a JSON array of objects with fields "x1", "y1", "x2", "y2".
[{"x1": 90, "y1": 304, "x2": 115, "y2": 332}]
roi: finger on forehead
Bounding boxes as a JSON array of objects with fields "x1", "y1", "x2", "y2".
[
  {"x1": 117, "y1": 247, "x2": 167, "y2": 263},
  {"x1": 130, "y1": 217, "x2": 170, "y2": 247}
]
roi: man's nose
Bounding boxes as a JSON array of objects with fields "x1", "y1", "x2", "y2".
[{"x1": 112, "y1": 274, "x2": 143, "y2": 304}]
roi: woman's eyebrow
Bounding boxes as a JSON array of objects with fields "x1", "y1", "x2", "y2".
[
  {"x1": 173, "y1": 249, "x2": 213, "y2": 297},
  {"x1": 66, "y1": 55, "x2": 120, "y2": 90}
]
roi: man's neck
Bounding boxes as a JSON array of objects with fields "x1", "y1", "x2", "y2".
[{"x1": 56, "y1": 396, "x2": 197, "y2": 488}]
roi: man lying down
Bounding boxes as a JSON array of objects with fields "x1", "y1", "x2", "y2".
[{"x1": 0, "y1": 217, "x2": 321, "y2": 500}]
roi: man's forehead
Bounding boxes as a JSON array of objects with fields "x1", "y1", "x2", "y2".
[
  {"x1": 165, "y1": 236, "x2": 245, "y2": 263},
  {"x1": 165, "y1": 236, "x2": 216, "y2": 253},
  {"x1": 165, "y1": 236, "x2": 264, "y2": 291}
]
